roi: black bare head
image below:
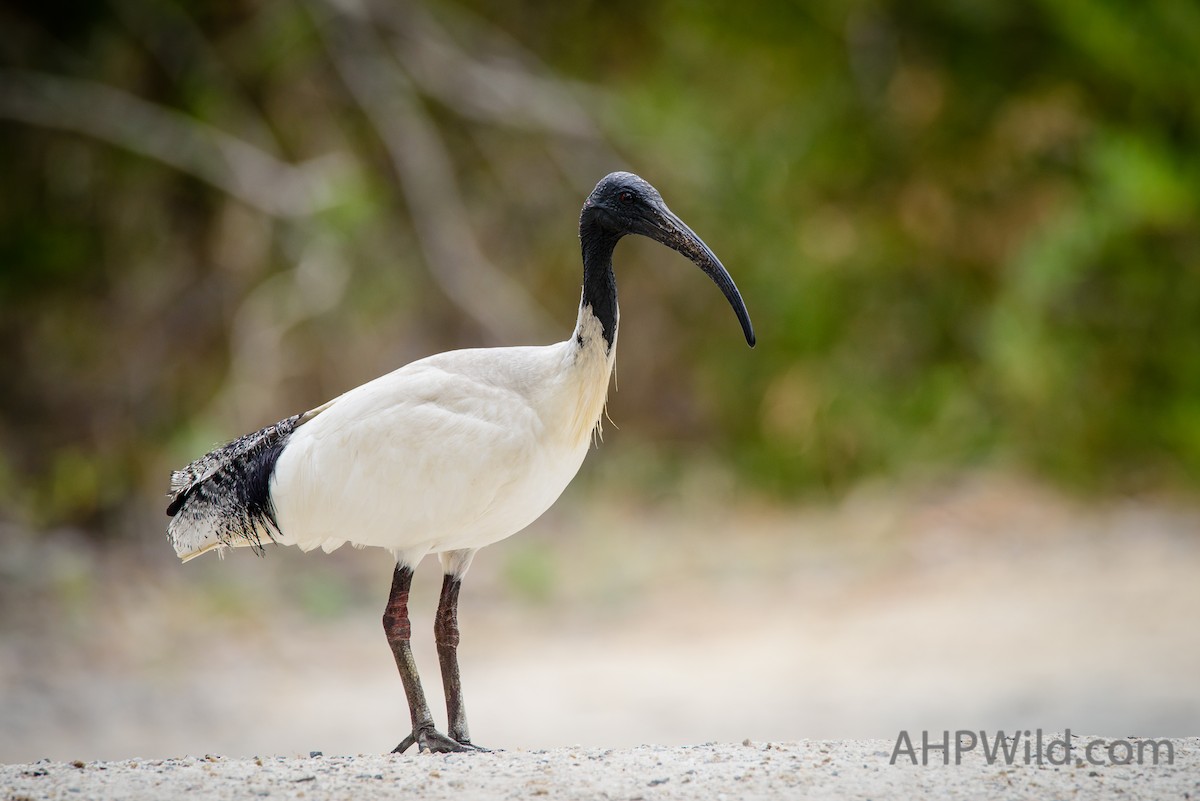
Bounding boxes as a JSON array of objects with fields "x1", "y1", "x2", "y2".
[{"x1": 580, "y1": 172, "x2": 755, "y2": 348}]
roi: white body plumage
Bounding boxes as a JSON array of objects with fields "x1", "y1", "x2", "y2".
[
  {"x1": 274, "y1": 306, "x2": 614, "y2": 567},
  {"x1": 168, "y1": 306, "x2": 615, "y2": 572}
]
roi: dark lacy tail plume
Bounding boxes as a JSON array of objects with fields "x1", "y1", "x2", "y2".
[{"x1": 166, "y1": 413, "x2": 301, "y2": 557}]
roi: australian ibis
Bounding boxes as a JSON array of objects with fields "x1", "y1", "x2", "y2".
[{"x1": 166, "y1": 171, "x2": 755, "y2": 753}]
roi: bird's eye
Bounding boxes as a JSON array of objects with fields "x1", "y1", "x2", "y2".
[{"x1": 618, "y1": 191, "x2": 633, "y2": 205}]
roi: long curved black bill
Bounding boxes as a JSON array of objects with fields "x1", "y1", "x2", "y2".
[{"x1": 645, "y1": 206, "x2": 756, "y2": 347}]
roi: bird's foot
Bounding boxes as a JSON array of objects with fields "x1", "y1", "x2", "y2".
[{"x1": 392, "y1": 727, "x2": 489, "y2": 754}]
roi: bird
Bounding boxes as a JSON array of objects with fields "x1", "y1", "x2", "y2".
[{"x1": 165, "y1": 171, "x2": 755, "y2": 754}]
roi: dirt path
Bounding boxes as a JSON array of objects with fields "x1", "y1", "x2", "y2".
[{"x1": 4, "y1": 740, "x2": 1197, "y2": 801}]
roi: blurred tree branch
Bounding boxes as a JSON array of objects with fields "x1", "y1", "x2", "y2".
[
  {"x1": 108, "y1": 0, "x2": 282, "y2": 154},
  {"x1": 309, "y1": 0, "x2": 558, "y2": 344},
  {"x1": 373, "y1": 0, "x2": 623, "y2": 195},
  {"x1": 0, "y1": 68, "x2": 341, "y2": 219}
]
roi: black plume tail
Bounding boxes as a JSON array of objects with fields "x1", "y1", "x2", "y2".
[{"x1": 166, "y1": 412, "x2": 302, "y2": 560}]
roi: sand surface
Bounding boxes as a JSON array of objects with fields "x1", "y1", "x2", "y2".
[{"x1": 4, "y1": 739, "x2": 1197, "y2": 801}]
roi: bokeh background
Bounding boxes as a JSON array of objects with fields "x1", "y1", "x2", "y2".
[{"x1": 2, "y1": 0, "x2": 1198, "y2": 761}]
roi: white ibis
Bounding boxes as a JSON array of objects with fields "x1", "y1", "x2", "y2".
[{"x1": 166, "y1": 171, "x2": 755, "y2": 753}]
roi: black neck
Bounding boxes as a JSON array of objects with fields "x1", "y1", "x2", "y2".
[{"x1": 579, "y1": 217, "x2": 620, "y2": 350}]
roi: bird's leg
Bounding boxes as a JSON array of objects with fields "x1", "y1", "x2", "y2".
[
  {"x1": 434, "y1": 573, "x2": 484, "y2": 749},
  {"x1": 383, "y1": 564, "x2": 475, "y2": 755}
]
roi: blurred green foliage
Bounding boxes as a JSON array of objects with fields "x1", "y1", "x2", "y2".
[{"x1": 1, "y1": 0, "x2": 1198, "y2": 538}]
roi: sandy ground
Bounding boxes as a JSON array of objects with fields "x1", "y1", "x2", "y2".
[
  {"x1": 3, "y1": 740, "x2": 1197, "y2": 801},
  {"x1": 1, "y1": 475, "x2": 1198, "y2": 781}
]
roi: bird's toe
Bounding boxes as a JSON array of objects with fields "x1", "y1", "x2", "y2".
[
  {"x1": 452, "y1": 739, "x2": 490, "y2": 753},
  {"x1": 392, "y1": 728, "x2": 487, "y2": 755}
]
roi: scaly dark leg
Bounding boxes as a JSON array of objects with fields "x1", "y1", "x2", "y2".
[
  {"x1": 434, "y1": 573, "x2": 485, "y2": 748},
  {"x1": 383, "y1": 564, "x2": 477, "y2": 754}
]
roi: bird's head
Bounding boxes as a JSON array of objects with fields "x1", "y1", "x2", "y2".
[{"x1": 582, "y1": 172, "x2": 755, "y2": 347}]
